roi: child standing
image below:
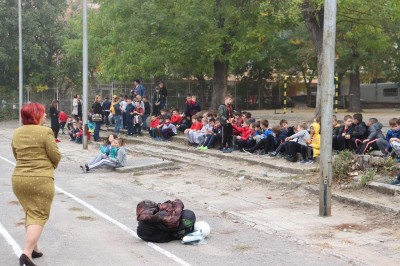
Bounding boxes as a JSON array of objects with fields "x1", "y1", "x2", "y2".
[
  {"x1": 59, "y1": 110, "x2": 68, "y2": 135},
  {"x1": 133, "y1": 100, "x2": 144, "y2": 136},
  {"x1": 218, "y1": 95, "x2": 234, "y2": 153},
  {"x1": 125, "y1": 98, "x2": 135, "y2": 136},
  {"x1": 142, "y1": 96, "x2": 151, "y2": 131},
  {"x1": 152, "y1": 86, "x2": 162, "y2": 116}
]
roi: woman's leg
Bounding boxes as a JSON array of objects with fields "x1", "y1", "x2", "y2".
[
  {"x1": 94, "y1": 122, "x2": 101, "y2": 141},
  {"x1": 23, "y1": 224, "x2": 44, "y2": 259}
]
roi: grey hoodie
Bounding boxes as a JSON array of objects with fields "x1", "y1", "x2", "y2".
[
  {"x1": 110, "y1": 147, "x2": 126, "y2": 167},
  {"x1": 288, "y1": 129, "x2": 310, "y2": 146},
  {"x1": 367, "y1": 122, "x2": 384, "y2": 140}
]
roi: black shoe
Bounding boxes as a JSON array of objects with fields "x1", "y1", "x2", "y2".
[
  {"x1": 19, "y1": 254, "x2": 36, "y2": 266},
  {"x1": 269, "y1": 151, "x2": 277, "y2": 157},
  {"x1": 286, "y1": 156, "x2": 296, "y2": 162},
  {"x1": 242, "y1": 148, "x2": 252, "y2": 154},
  {"x1": 85, "y1": 164, "x2": 89, "y2": 172},
  {"x1": 32, "y1": 250, "x2": 43, "y2": 259}
]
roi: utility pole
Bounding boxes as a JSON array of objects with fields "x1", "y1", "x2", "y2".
[
  {"x1": 18, "y1": 0, "x2": 23, "y2": 126},
  {"x1": 82, "y1": 0, "x2": 89, "y2": 149},
  {"x1": 319, "y1": 0, "x2": 337, "y2": 216}
]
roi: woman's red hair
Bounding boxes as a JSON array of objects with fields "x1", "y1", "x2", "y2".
[{"x1": 21, "y1": 102, "x2": 45, "y2": 125}]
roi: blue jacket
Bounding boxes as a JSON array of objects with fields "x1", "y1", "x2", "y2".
[
  {"x1": 136, "y1": 84, "x2": 146, "y2": 97},
  {"x1": 113, "y1": 102, "x2": 122, "y2": 116},
  {"x1": 125, "y1": 103, "x2": 135, "y2": 118},
  {"x1": 262, "y1": 128, "x2": 274, "y2": 138},
  {"x1": 276, "y1": 128, "x2": 288, "y2": 144}
]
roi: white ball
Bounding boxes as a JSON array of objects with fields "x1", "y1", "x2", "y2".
[{"x1": 194, "y1": 221, "x2": 211, "y2": 238}]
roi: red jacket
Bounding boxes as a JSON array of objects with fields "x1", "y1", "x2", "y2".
[
  {"x1": 150, "y1": 118, "x2": 159, "y2": 129},
  {"x1": 190, "y1": 121, "x2": 203, "y2": 130},
  {"x1": 59, "y1": 111, "x2": 68, "y2": 122},
  {"x1": 232, "y1": 124, "x2": 253, "y2": 140},
  {"x1": 171, "y1": 115, "x2": 182, "y2": 125}
]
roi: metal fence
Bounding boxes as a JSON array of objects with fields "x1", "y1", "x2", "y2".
[{"x1": 0, "y1": 79, "x2": 285, "y2": 121}]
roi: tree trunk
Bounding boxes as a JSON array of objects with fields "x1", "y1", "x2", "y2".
[
  {"x1": 347, "y1": 65, "x2": 362, "y2": 112},
  {"x1": 211, "y1": 60, "x2": 228, "y2": 110},
  {"x1": 302, "y1": 1, "x2": 324, "y2": 115}
]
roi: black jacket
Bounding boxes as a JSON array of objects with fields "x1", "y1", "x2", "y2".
[
  {"x1": 351, "y1": 122, "x2": 367, "y2": 139},
  {"x1": 93, "y1": 102, "x2": 103, "y2": 115}
]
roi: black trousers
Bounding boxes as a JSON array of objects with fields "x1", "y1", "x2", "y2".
[
  {"x1": 301, "y1": 145, "x2": 313, "y2": 160},
  {"x1": 287, "y1": 142, "x2": 302, "y2": 159},
  {"x1": 51, "y1": 122, "x2": 60, "y2": 139},
  {"x1": 222, "y1": 124, "x2": 233, "y2": 148},
  {"x1": 249, "y1": 135, "x2": 276, "y2": 153},
  {"x1": 333, "y1": 136, "x2": 351, "y2": 151}
]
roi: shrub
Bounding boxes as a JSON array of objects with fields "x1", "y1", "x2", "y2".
[
  {"x1": 333, "y1": 150, "x2": 354, "y2": 183},
  {"x1": 360, "y1": 168, "x2": 377, "y2": 185},
  {"x1": 371, "y1": 157, "x2": 397, "y2": 176}
]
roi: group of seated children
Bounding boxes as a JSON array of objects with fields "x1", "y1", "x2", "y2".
[
  {"x1": 240, "y1": 117, "x2": 320, "y2": 164},
  {"x1": 332, "y1": 113, "x2": 400, "y2": 161},
  {"x1": 68, "y1": 116, "x2": 95, "y2": 144}
]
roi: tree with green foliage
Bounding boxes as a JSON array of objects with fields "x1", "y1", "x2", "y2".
[
  {"x1": 90, "y1": 0, "x2": 298, "y2": 109},
  {"x1": 0, "y1": 0, "x2": 78, "y2": 99}
]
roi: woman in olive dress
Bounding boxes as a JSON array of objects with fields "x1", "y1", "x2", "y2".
[{"x1": 12, "y1": 102, "x2": 61, "y2": 266}]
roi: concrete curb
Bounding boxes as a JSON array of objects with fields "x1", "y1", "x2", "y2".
[
  {"x1": 304, "y1": 185, "x2": 400, "y2": 215},
  {"x1": 101, "y1": 129, "x2": 318, "y2": 175},
  {"x1": 115, "y1": 158, "x2": 172, "y2": 173}
]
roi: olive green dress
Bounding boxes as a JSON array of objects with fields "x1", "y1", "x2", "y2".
[{"x1": 11, "y1": 125, "x2": 61, "y2": 226}]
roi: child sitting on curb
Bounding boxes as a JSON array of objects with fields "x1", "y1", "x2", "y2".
[{"x1": 300, "y1": 123, "x2": 320, "y2": 164}]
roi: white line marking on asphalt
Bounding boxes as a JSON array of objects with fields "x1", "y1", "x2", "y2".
[
  {"x1": 0, "y1": 222, "x2": 22, "y2": 257},
  {"x1": 0, "y1": 155, "x2": 192, "y2": 266},
  {"x1": 0, "y1": 156, "x2": 22, "y2": 258}
]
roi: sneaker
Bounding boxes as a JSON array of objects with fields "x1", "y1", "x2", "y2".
[
  {"x1": 397, "y1": 158, "x2": 400, "y2": 163},
  {"x1": 242, "y1": 148, "x2": 252, "y2": 154},
  {"x1": 223, "y1": 148, "x2": 233, "y2": 153},
  {"x1": 306, "y1": 160, "x2": 314, "y2": 165},
  {"x1": 55, "y1": 139, "x2": 61, "y2": 143},
  {"x1": 85, "y1": 164, "x2": 90, "y2": 172},
  {"x1": 286, "y1": 156, "x2": 296, "y2": 162},
  {"x1": 222, "y1": 147, "x2": 227, "y2": 152},
  {"x1": 202, "y1": 146, "x2": 208, "y2": 151},
  {"x1": 259, "y1": 150, "x2": 267, "y2": 156},
  {"x1": 390, "y1": 178, "x2": 400, "y2": 185},
  {"x1": 80, "y1": 165, "x2": 87, "y2": 173},
  {"x1": 269, "y1": 151, "x2": 278, "y2": 157},
  {"x1": 197, "y1": 146, "x2": 204, "y2": 150},
  {"x1": 299, "y1": 160, "x2": 308, "y2": 164}
]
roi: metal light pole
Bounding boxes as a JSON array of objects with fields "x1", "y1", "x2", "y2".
[
  {"x1": 319, "y1": 0, "x2": 337, "y2": 217},
  {"x1": 18, "y1": 0, "x2": 23, "y2": 126},
  {"x1": 82, "y1": 0, "x2": 88, "y2": 149}
]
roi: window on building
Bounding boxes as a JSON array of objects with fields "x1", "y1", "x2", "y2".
[{"x1": 383, "y1": 88, "x2": 398, "y2": 97}]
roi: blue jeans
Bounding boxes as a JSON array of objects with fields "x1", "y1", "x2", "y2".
[
  {"x1": 94, "y1": 122, "x2": 101, "y2": 141},
  {"x1": 114, "y1": 115, "x2": 122, "y2": 134}
]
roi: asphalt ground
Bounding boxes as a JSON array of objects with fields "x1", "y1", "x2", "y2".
[{"x1": 0, "y1": 121, "x2": 347, "y2": 266}]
